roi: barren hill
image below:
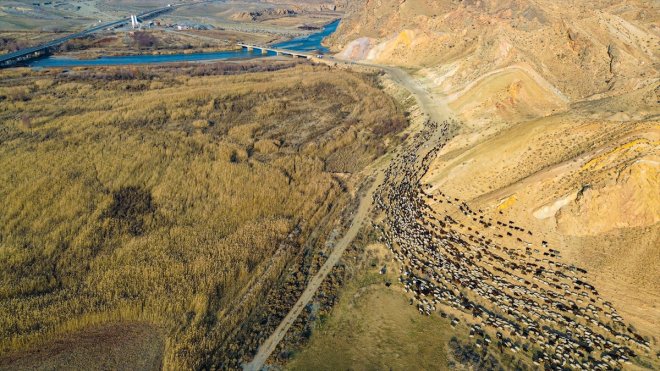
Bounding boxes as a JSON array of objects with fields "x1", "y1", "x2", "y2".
[
  {"x1": 330, "y1": 0, "x2": 658, "y2": 99},
  {"x1": 330, "y1": 0, "x2": 659, "y2": 353}
]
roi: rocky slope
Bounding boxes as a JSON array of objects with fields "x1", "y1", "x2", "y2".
[
  {"x1": 230, "y1": 8, "x2": 298, "y2": 22},
  {"x1": 329, "y1": 0, "x2": 657, "y2": 100},
  {"x1": 330, "y1": 0, "x2": 659, "y2": 352}
]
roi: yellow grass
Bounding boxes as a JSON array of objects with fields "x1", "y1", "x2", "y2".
[{"x1": 0, "y1": 63, "x2": 406, "y2": 369}]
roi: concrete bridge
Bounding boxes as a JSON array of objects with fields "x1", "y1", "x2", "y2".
[
  {"x1": 237, "y1": 43, "x2": 314, "y2": 59},
  {"x1": 0, "y1": 4, "x2": 178, "y2": 68}
]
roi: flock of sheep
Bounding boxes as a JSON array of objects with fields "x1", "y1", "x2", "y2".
[{"x1": 371, "y1": 118, "x2": 651, "y2": 369}]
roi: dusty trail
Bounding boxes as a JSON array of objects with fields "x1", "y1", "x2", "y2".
[
  {"x1": 243, "y1": 171, "x2": 383, "y2": 371},
  {"x1": 244, "y1": 64, "x2": 451, "y2": 371},
  {"x1": 383, "y1": 66, "x2": 449, "y2": 125}
]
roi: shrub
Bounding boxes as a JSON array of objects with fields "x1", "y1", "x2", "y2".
[{"x1": 132, "y1": 31, "x2": 158, "y2": 49}]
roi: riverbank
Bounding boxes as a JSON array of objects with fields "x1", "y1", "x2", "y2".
[
  {"x1": 1, "y1": 0, "x2": 342, "y2": 68},
  {"x1": 26, "y1": 20, "x2": 339, "y2": 68}
]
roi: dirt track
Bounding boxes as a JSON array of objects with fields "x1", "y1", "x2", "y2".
[{"x1": 244, "y1": 63, "x2": 452, "y2": 371}]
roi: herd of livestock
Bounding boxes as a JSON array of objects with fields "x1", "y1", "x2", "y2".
[{"x1": 372, "y1": 119, "x2": 652, "y2": 369}]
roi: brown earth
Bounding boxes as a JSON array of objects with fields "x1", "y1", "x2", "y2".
[
  {"x1": 329, "y1": 0, "x2": 658, "y2": 101},
  {"x1": 329, "y1": 0, "x2": 659, "y2": 357},
  {"x1": 0, "y1": 322, "x2": 164, "y2": 371}
]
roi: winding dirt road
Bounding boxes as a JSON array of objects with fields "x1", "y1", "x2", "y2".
[
  {"x1": 243, "y1": 171, "x2": 383, "y2": 371},
  {"x1": 243, "y1": 64, "x2": 450, "y2": 371}
]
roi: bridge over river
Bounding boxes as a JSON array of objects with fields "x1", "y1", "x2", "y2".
[
  {"x1": 0, "y1": 1, "x2": 220, "y2": 68},
  {"x1": 0, "y1": 17, "x2": 338, "y2": 68},
  {"x1": 237, "y1": 43, "x2": 316, "y2": 59}
]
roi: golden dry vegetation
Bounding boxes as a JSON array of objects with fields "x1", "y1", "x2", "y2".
[{"x1": 0, "y1": 61, "x2": 406, "y2": 369}]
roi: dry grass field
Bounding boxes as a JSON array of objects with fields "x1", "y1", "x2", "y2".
[{"x1": 0, "y1": 61, "x2": 406, "y2": 369}]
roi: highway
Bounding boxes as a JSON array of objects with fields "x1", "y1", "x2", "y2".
[
  {"x1": 1, "y1": 20, "x2": 124, "y2": 66},
  {"x1": 0, "y1": 2, "x2": 212, "y2": 67}
]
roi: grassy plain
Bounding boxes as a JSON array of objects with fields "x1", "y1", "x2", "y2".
[
  {"x1": 287, "y1": 278, "x2": 452, "y2": 371},
  {"x1": 286, "y1": 244, "x2": 453, "y2": 371},
  {"x1": 0, "y1": 61, "x2": 405, "y2": 369}
]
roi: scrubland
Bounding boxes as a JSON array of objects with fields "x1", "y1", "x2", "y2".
[{"x1": 0, "y1": 61, "x2": 405, "y2": 369}]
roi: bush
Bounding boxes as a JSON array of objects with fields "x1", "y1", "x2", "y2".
[
  {"x1": 104, "y1": 186, "x2": 156, "y2": 236},
  {"x1": 132, "y1": 31, "x2": 158, "y2": 49}
]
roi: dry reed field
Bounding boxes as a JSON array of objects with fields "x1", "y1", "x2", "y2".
[{"x1": 0, "y1": 61, "x2": 406, "y2": 369}]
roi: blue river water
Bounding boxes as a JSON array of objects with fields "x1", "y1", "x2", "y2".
[{"x1": 28, "y1": 19, "x2": 339, "y2": 67}]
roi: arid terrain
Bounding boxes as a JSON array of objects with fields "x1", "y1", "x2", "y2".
[
  {"x1": 0, "y1": 0, "x2": 658, "y2": 370},
  {"x1": 308, "y1": 0, "x2": 659, "y2": 369}
]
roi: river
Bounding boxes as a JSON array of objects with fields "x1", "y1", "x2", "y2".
[{"x1": 28, "y1": 19, "x2": 339, "y2": 68}]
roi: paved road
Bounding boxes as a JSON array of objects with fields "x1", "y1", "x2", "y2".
[
  {"x1": 0, "y1": 19, "x2": 127, "y2": 65},
  {"x1": 0, "y1": 1, "x2": 215, "y2": 66},
  {"x1": 243, "y1": 64, "x2": 451, "y2": 371}
]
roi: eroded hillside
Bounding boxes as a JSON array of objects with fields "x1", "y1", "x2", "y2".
[
  {"x1": 329, "y1": 0, "x2": 658, "y2": 99},
  {"x1": 327, "y1": 0, "x2": 660, "y2": 367}
]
